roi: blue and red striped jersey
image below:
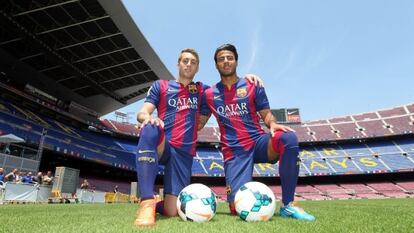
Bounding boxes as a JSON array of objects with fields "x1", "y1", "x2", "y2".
[
  {"x1": 201, "y1": 78, "x2": 269, "y2": 161},
  {"x1": 145, "y1": 80, "x2": 208, "y2": 156}
]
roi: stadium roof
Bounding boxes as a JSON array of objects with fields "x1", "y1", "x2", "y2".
[{"x1": 0, "y1": 0, "x2": 173, "y2": 115}]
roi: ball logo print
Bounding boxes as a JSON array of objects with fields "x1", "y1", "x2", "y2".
[
  {"x1": 176, "y1": 183, "x2": 217, "y2": 222},
  {"x1": 234, "y1": 181, "x2": 276, "y2": 222}
]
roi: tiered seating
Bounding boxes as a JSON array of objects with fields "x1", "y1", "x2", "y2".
[
  {"x1": 192, "y1": 137, "x2": 414, "y2": 177},
  {"x1": 377, "y1": 153, "x2": 414, "y2": 171},
  {"x1": 295, "y1": 184, "x2": 326, "y2": 200},
  {"x1": 339, "y1": 183, "x2": 372, "y2": 193},
  {"x1": 269, "y1": 186, "x2": 282, "y2": 196},
  {"x1": 378, "y1": 106, "x2": 406, "y2": 118},
  {"x1": 340, "y1": 143, "x2": 371, "y2": 156},
  {"x1": 328, "y1": 159, "x2": 362, "y2": 174},
  {"x1": 306, "y1": 119, "x2": 329, "y2": 125},
  {"x1": 329, "y1": 116, "x2": 352, "y2": 123},
  {"x1": 358, "y1": 120, "x2": 391, "y2": 137},
  {"x1": 301, "y1": 158, "x2": 335, "y2": 175},
  {"x1": 313, "y1": 184, "x2": 353, "y2": 199},
  {"x1": 307, "y1": 125, "x2": 337, "y2": 141},
  {"x1": 394, "y1": 138, "x2": 414, "y2": 153},
  {"x1": 332, "y1": 122, "x2": 362, "y2": 139},
  {"x1": 367, "y1": 141, "x2": 397, "y2": 154},
  {"x1": 396, "y1": 181, "x2": 414, "y2": 193},
  {"x1": 338, "y1": 183, "x2": 384, "y2": 199},
  {"x1": 195, "y1": 104, "x2": 413, "y2": 143},
  {"x1": 198, "y1": 127, "x2": 220, "y2": 142},
  {"x1": 355, "y1": 157, "x2": 389, "y2": 172},
  {"x1": 192, "y1": 158, "x2": 208, "y2": 175},
  {"x1": 353, "y1": 112, "x2": 379, "y2": 121},
  {"x1": 290, "y1": 125, "x2": 315, "y2": 142},
  {"x1": 407, "y1": 104, "x2": 414, "y2": 114},
  {"x1": 198, "y1": 159, "x2": 224, "y2": 176},
  {"x1": 210, "y1": 186, "x2": 227, "y2": 201},
  {"x1": 254, "y1": 163, "x2": 278, "y2": 176},
  {"x1": 211, "y1": 181, "x2": 413, "y2": 202},
  {"x1": 0, "y1": 112, "x2": 43, "y2": 143},
  {"x1": 100, "y1": 119, "x2": 140, "y2": 136},
  {"x1": 0, "y1": 104, "x2": 136, "y2": 171},
  {"x1": 385, "y1": 116, "x2": 413, "y2": 134},
  {"x1": 101, "y1": 119, "x2": 117, "y2": 131},
  {"x1": 197, "y1": 147, "x2": 222, "y2": 159},
  {"x1": 366, "y1": 182, "x2": 409, "y2": 198}
]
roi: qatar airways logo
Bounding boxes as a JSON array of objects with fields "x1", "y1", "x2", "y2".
[
  {"x1": 217, "y1": 103, "x2": 248, "y2": 117},
  {"x1": 168, "y1": 97, "x2": 198, "y2": 110}
]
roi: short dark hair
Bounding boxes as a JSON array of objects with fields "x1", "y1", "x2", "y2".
[{"x1": 214, "y1": 43, "x2": 238, "y2": 63}]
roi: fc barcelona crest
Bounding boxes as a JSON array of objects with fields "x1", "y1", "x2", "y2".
[
  {"x1": 236, "y1": 87, "x2": 247, "y2": 98},
  {"x1": 188, "y1": 84, "x2": 198, "y2": 94}
]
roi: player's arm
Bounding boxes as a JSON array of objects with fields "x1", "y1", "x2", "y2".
[
  {"x1": 198, "y1": 114, "x2": 211, "y2": 131},
  {"x1": 137, "y1": 102, "x2": 164, "y2": 127},
  {"x1": 258, "y1": 109, "x2": 295, "y2": 136}
]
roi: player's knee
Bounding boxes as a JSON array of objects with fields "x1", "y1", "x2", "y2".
[
  {"x1": 280, "y1": 131, "x2": 298, "y2": 147},
  {"x1": 139, "y1": 124, "x2": 161, "y2": 144}
]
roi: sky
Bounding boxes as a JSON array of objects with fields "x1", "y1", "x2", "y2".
[{"x1": 104, "y1": 0, "x2": 414, "y2": 124}]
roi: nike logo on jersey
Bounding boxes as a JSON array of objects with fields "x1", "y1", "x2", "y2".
[
  {"x1": 138, "y1": 149, "x2": 155, "y2": 153},
  {"x1": 214, "y1": 94, "x2": 224, "y2": 100},
  {"x1": 167, "y1": 88, "x2": 179, "y2": 93}
]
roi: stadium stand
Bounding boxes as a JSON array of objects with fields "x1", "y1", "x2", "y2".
[
  {"x1": 385, "y1": 116, "x2": 414, "y2": 134},
  {"x1": 366, "y1": 182, "x2": 410, "y2": 198},
  {"x1": 0, "y1": 0, "x2": 413, "y2": 203},
  {"x1": 358, "y1": 120, "x2": 392, "y2": 137},
  {"x1": 329, "y1": 116, "x2": 353, "y2": 124},
  {"x1": 378, "y1": 106, "x2": 407, "y2": 118},
  {"x1": 407, "y1": 104, "x2": 414, "y2": 113},
  {"x1": 195, "y1": 103, "x2": 414, "y2": 143},
  {"x1": 294, "y1": 184, "x2": 326, "y2": 200},
  {"x1": 395, "y1": 181, "x2": 414, "y2": 193},
  {"x1": 198, "y1": 127, "x2": 220, "y2": 143},
  {"x1": 352, "y1": 112, "x2": 379, "y2": 121},
  {"x1": 307, "y1": 125, "x2": 338, "y2": 141},
  {"x1": 290, "y1": 125, "x2": 315, "y2": 142},
  {"x1": 210, "y1": 186, "x2": 227, "y2": 201},
  {"x1": 101, "y1": 119, "x2": 140, "y2": 136}
]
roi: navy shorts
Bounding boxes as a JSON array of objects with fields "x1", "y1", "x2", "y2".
[
  {"x1": 159, "y1": 141, "x2": 193, "y2": 196},
  {"x1": 224, "y1": 133, "x2": 276, "y2": 202}
]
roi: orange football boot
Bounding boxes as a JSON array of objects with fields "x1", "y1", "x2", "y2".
[{"x1": 134, "y1": 199, "x2": 156, "y2": 227}]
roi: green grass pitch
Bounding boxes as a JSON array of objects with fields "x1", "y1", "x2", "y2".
[{"x1": 1, "y1": 198, "x2": 413, "y2": 233}]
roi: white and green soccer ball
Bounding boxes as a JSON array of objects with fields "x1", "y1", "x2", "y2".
[
  {"x1": 234, "y1": 181, "x2": 276, "y2": 222},
  {"x1": 176, "y1": 183, "x2": 217, "y2": 222}
]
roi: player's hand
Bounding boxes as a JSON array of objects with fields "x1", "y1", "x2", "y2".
[
  {"x1": 269, "y1": 122, "x2": 295, "y2": 137},
  {"x1": 244, "y1": 74, "x2": 264, "y2": 87},
  {"x1": 141, "y1": 118, "x2": 164, "y2": 128}
]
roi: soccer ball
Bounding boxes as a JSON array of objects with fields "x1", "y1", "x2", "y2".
[
  {"x1": 176, "y1": 183, "x2": 217, "y2": 222},
  {"x1": 234, "y1": 181, "x2": 276, "y2": 222}
]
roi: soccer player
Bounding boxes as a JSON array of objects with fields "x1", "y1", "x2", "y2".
[
  {"x1": 134, "y1": 48, "x2": 262, "y2": 227},
  {"x1": 199, "y1": 44, "x2": 315, "y2": 221}
]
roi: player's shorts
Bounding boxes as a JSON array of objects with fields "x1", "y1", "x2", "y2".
[
  {"x1": 224, "y1": 133, "x2": 276, "y2": 202},
  {"x1": 158, "y1": 141, "x2": 193, "y2": 196}
]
